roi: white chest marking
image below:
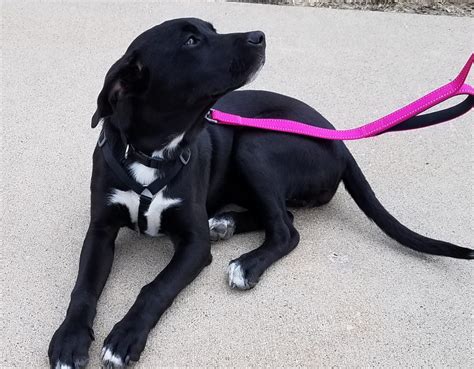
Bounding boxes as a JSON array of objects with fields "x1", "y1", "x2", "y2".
[
  {"x1": 128, "y1": 162, "x2": 161, "y2": 186},
  {"x1": 109, "y1": 190, "x2": 140, "y2": 223},
  {"x1": 144, "y1": 189, "x2": 181, "y2": 236},
  {"x1": 109, "y1": 187, "x2": 181, "y2": 236},
  {"x1": 108, "y1": 156, "x2": 182, "y2": 235}
]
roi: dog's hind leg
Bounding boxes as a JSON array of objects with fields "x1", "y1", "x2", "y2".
[
  {"x1": 226, "y1": 194, "x2": 300, "y2": 290},
  {"x1": 209, "y1": 209, "x2": 295, "y2": 241}
]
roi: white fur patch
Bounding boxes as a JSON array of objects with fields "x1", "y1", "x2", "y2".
[
  {"x1": 144, "y1": 186, "x2": 181, "y2": 237},
  {"x1": 208, "y1": 216, "x2": 232, "y2": 230},
  {"x1": 101, "y1": 347, "x2": 123, "y2": 367},
  {"x1": 208, "y1": 216, "x2": 236, "y2": 241},
  {"x1": 154, "y1": 132, "x2": 185, "y2": 159},
  {"x1": 128, "y1": 162, "x2": 160, "y2": 186},
  {"x1": 55, "y1": 362, "x2": 72, "y2": 369},
  {"x1": 227, "y1": 261, "x2": 249, "y2": 289},
  {"x1": 109, "y1": 189, "x2": 140, "y2": 223},
  {"x1": 108, "y1": 187, "x2": 181, "y2": 236}
]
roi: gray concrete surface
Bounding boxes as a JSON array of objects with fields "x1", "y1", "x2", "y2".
[{"x1": 1, "y1": 1, "x2": 473, "y2": 368}]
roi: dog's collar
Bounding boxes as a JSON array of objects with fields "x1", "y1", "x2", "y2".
[
  {"x1": 98, "y1": 129, "x2": 191, "y2": 168},
  {"x1": 127, "y1": 143, "x2": 191, "y2": 168}
]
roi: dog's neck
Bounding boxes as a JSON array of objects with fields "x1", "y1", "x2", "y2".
[{"x1": 109, "y1": 107, "x2": 210, "y2": 160}]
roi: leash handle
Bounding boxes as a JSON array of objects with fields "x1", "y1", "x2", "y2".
[{"x1": 209, "y1": 54, "x2": 473, "y2": 140}]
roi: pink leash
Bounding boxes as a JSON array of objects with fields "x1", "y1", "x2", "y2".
[{"x1": 207, "y1": 54, "x2": 473, "y2": 140}]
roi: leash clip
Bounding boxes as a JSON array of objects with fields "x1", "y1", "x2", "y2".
[
  {"x1": 124, "y1": 144, "x2": 130, "y2": 159},
  {"x1": 97, "y1": 130, "x2": 107, "y2": 147},
  {"x1": 205, "y1": 109, "x2": 218, "y2": 124}
]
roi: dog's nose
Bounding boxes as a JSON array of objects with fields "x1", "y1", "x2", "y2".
[{"x1": 247, "y1": 31, "x2": 265, "y2": 46}]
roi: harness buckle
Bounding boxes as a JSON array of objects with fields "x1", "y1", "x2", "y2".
[
  {"x1": 140, "y1": 188, "x2": 153, "y2": 205},
  {"x1": 205, "y1": 109, "x2": 218, "y2": 124},
  {"x1": 179, "y1": 148, "x2": 191, "y2": 165}
]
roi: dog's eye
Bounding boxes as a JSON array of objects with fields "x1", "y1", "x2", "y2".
[{"x1": 184, "y1": 36, "x2": 199, "y2": 47}]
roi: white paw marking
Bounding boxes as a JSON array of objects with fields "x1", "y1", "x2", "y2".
[
  {"x1": 227, "y1": 261, "x2": 249, "y2": 289},
  {"x1": 208, "y1": 216, "x2": 235, "y2": 241},
  {"x1": 55, "y1": 362, "x2": 72, "y2": 369},
  {"x1": 208, "y1": 216, "x2": 232, "y2": 230},
  {"x1": 154, "y1": 132, "x2": 185, "y2": 159},
  {"x1": 101, "y1": 347, "x2": 123, "y2": 367}
]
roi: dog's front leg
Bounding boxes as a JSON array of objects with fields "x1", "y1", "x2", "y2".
[
  {"x1": 49, "y1": 224, "x2": 119, "y2": 369},
  {"x1": 101, "y1": 208, "x2": 211, "y2": 368}
]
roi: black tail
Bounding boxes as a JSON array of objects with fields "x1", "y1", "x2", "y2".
[{"x1": 342, "y1": 154, "x2": 473, "y2": 259}]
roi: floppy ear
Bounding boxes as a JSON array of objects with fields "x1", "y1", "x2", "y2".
[{"x1": 91, "y1": 51, "x2": 148, "y2": 128}]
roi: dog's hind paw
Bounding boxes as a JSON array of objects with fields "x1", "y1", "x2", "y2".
[
  {"x1": 209, "y1": 215, "x2": 236, "y2": 242},
  {"x1": 227, "y1": 261, "x2": 257, "y2": 290}
]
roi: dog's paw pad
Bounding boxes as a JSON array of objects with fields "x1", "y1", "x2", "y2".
[
  {"x1": 209, "y1": 216, "x2": 236, "y2": 241},
  {"x1": 101, "y1": 347, "x2": 126, "y2": 369},
  {"x1": 227, "y1": 261, "x2": 256, "y2": 290}
]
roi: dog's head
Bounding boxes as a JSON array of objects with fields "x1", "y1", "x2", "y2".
[{"x1": 91, "y1": 18, "x2": 265, "y2": 136}]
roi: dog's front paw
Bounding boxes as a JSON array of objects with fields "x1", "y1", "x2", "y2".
[
  {"x1": 48, "y1": 319, "x2": 94, "y2": 369},
  {"x1": 101, "y1": 318, "x2": 149, "y2": 368},
  {"x1": 209, "y1": 215, "x2": 236, "y2": 242}
]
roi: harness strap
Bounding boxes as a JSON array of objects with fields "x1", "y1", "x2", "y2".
[
  {"x1": 127, "y1": 145, "x2": 165, "y2": 169},
  {"x1": 99, "y1": 130, "x2": 145, "y2": 195},
  {"x1": 98, "y1": 129, "x2": 191, "y2": 233},
  {"x1": 207, "y1": 54, "x2": 473, "y2": 140},
  {"x1": 138, "y1": 190, "x2": 153, "y2": 235}
]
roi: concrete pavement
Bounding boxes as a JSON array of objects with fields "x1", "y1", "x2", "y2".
[{"x1": 1, "y1": 1, "x2": 472, "y2": 368}]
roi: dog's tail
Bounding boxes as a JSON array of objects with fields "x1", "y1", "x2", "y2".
[{"x1": 342, "y1": 154, "x2": 473, "y2": 259}]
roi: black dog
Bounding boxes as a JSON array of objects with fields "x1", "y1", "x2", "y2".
[{"x1": 48, "y1": 18, "x2": 473, "y2": 369}]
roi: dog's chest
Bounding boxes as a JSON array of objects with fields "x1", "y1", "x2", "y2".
[{"x1": 108, "y1": 162, "x2": 181, "y2": 236}]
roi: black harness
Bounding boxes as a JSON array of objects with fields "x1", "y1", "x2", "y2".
[{"x1": 98, "y1": 129, "x2": 191, "y2": 234}]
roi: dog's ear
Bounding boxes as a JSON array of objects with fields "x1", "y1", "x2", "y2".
[{"x1": 91, "y1": 51, "x2": 148, "y2": 128}]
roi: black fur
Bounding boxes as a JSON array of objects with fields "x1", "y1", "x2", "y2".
[{"x1": 49, "y1": 18, "x2": 473, "y2": 369}]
